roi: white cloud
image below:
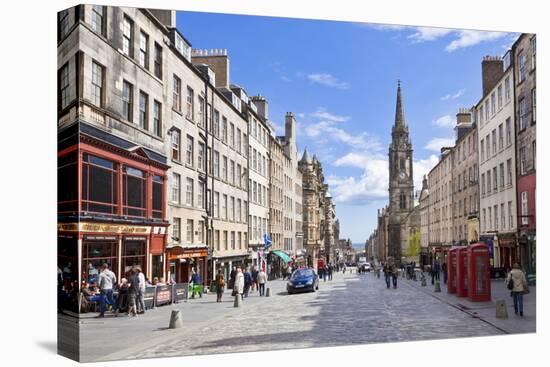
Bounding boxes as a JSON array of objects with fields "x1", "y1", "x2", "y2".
[
  {"x1": 305, "y1": 121, "x2": 379, "y2": 148},
  {"x1": 307, "y1": 73, "x2": 350, "y2": 89},
  {"x1": 280, "y1": 75, "x2": 292, "y2": 82},
  {"x1": 310, "y1": 107, "x2": 350, "y2": 123},
  {"x1": 432, "y1": 115, "x2": 454, "y2": 128},
  {"x1": 425, "y1": 137, "x2": 455, "y2": 152},
  {"x1": 328, "y1": 152, "x2": 389, "y2": 205},
  {"x1": 440, "y1": 89, "x2": 465, "y2": 100},
  {"x1": 366, "y1": 24, "x2": 512, "y2": 52},
  {"x1": 326, "y1": 151, "x2": 441, "y2": 205},
  {"x1": 413, "y1": 154, "x2": 439, "y2": 190},
  {"x1": 301, "y1": 108, "x2": 381, "y2": 150},
  {"x1": 445, "y1": 30, "x2": 508, "y2": 52},
  {"x1": 360, "y1": 23, "x2": 409, "y2": 31},
  {"x1": 408, "y1": 27, "x2": 453, "y2": 42}
]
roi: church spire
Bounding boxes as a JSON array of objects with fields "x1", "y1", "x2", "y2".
[{"x1": 394, "y1": 80, "x2": 406, "y2": 128}]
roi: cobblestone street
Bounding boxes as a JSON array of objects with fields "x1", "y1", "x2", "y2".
[{"x1": 74, "y1": 270, "x2": 536, "y2": 362}]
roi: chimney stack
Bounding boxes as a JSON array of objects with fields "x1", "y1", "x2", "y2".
[
  {"x1": 251, "y1": 95, "x2": 269, "y2": 120},
  {"x1": 481, "y1": 56, "x2": 504, "y2": 97},
  {"x1": 191, "y1": 49, "x2": 230, "y2": 88}
]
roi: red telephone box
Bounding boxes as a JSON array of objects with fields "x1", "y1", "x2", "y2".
[
  {"x1": 447, "y1": 247, "x2": 458, "y2": 294},
  {"x1": 456, "y1": 247, "x2": 469, "y2": 297},
  {"x1": 467, "y1": 243, "x2": 491, "y2": 302}
]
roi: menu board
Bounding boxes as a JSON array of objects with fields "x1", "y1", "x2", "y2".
[
  {"x1": 144, "y1": 286, "x2": 156, "y2": 310},
  {"x1": 155, "y1": 285, "x2": 172, "y2": 306},
  {"x1": 173, "y1": 283, "x2": 188, "y2": 303}
]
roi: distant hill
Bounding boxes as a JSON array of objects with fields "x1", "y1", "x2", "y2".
[{"x1": 352, "y1": 243, "x2": 366, "y2": 250}]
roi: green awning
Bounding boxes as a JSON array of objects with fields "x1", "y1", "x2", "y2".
[{"x1": 272, "y1": 250, "x2": 291, "y2": 263}]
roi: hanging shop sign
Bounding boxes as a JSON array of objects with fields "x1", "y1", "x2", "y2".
[{"x1": 58, "y1": 222, "x2": 152, "y2": 234}]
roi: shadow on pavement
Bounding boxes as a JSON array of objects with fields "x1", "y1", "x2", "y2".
[{"x1": 36, "y1": 340, "x2": 57, "y2": 355}]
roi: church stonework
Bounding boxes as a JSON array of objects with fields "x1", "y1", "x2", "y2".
[{"x1": 388, "y1": 82, "x2": 414, "y2": 264}]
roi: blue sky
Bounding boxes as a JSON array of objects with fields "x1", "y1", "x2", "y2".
[{"x1": 176, "y1": 11, "x2": 517, "y2": 243}]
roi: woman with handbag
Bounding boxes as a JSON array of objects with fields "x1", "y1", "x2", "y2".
[
  {"x1": 215, "y1": 270, "x2": 225, "y2": 303},
  {"x1": 506, "y1": 262, "x2": 529, "y2": 316}
]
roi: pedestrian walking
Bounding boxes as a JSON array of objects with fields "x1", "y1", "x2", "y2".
[
  {"x1": 383, "y1": 263, "x2": 392, "y2": 288},
  {"x1": 251, "y1": 266, "x2": 259, "y2": 292},
  {"x1": 391, "y1": 262, "x2": 398, "y2": 288},
  {"x1": 432, "y1": 259, "x2": 441, "y2": 285},
  {"x1": 506, "y1": 262, "x2": 529, "y2": 317},
  {"x1": 127, "y1": 268, "x2": 140, "y2": 317},
  {"x1": 191, "y1": 269, "x2": 202, "y2": 298},
  {"x1": 243, "y1": 267, "x2": 252, "y2": 297},
  {"x1": 215, "y1": 270, "x2": 225, "y2": 303},
  {"x1": 233, "y1": 267, "x2": 245, "y2": 300},
  {"x1": 286, "y1": 265, "x2": 293, "y2": 280},
  {"x1": 229, "y1": 266, "x2": 236, "y2": 289},
  {"x1": 257, "y1": 268, "x2": 267, "y2": 296},
  {"x1": 328, "y1": 264, "x2": 333, "y2": 281},
  {"x1": 96, "y1": 263, "x2": 116, "y2": 318},
  {"x1": 442, "y1": 262, "x2": 448, "y2": 284},
  {"x1": 135, "y1": 266, "x2": 146, "y2": 314},
  {"x1": 113, "y1": 278, "x2": 129, "y2": 316}
]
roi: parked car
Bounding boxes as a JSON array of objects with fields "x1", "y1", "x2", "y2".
[
  {"x1": 287, "y1": 268, "x2": 319, "y2": 294},
  {"x1": 360, "y1": 263, "x2": 371, "y2": 272}
]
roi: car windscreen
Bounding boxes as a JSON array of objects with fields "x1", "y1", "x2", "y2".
[{"x1": 292, "y1": 270, "x2": 313, "y2": 279}]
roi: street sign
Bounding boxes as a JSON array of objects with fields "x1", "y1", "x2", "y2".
[{"x1": 263, "y1": 233, "x2": 272, "y2": 249}]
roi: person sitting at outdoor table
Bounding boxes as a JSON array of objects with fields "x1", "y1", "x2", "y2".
[
  {"x1": 114, "y1": 278, "x2": 129, "y2": 316},
  {"x1": 80, "y1": 281, "x2": 102, "y2": 313},
  {"x1": 157, "y1": 277, "x2": 166, "y2": 286}
]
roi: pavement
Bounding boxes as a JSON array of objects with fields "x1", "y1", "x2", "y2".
[
  {"x1": 399, "y1": 271, "x2": 536, "y2": 334},
  {"x1": 67, "y1": 270, "x2": 536, "y2": 362}
]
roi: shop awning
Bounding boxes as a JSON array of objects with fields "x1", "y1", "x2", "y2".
[{"x1": 272, "y1": 250, "x2": 291, "y2": 263}]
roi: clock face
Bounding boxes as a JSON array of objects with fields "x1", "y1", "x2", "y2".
[{"x1": 399, "y1": 171, "x2": 407, "y2": 180}]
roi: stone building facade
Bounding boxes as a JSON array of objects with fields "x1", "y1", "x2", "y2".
[
  {"x1": 428, "y1": 147, "x2": 453, "y2": 262},
  {"x1": 512, "y1": 34, "x2": 536, "y2": 275},
  {"x1": 418, "y1": 176, "x2": 430, "y2": 265},
  {"x1": 246, "y1": 96, "x2": 272, "y2": 270},
  {"x1": 278, "y1": 112, "x2": 303, "y2": 257},
  {"x1": 299, "y1": 149, "x2": 325, "y2": 268},
  {"x1": 451, "y1": 109, "x2": 479, "y2": 246},
  {"x1": 477, "y1": 54, "x2": 517, "y2": 269},
  {"x1": 269, "y1": 133, "x2": 284, "y2": 252},
  {"x1": 58, "y1": 6, "x2": 173, "y2": 287}
]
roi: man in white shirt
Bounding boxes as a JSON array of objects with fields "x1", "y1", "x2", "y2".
[
  {"x1": 96, "y1": 263, "x2": 116, "y2": 317},
  {"x1": 136, "y1": 266, "x2": 146, "y2": 314}
]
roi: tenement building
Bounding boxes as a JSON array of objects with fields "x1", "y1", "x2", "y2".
[
  {"x1": 278, "y1": 112, "x2": 304, "y2": 260},
  {"x1": 388, "y1": 82, "x2": 414, "y2": 263},
  {"x1": 451, "y1": 109, "x2": 479, "y2": 246},
  {"x1": 323, "y1": 194, "x2": 336, "y2": 264},
  {"x1": 58, "y1": 6, "x2": 171, "y2": 286},
  {"x1": 512, "y1": 34, "x2": 536, "y2": 276},
  {"x1": 418, "y1": 176, "x2": 430, "y2": 265},
  {"x1": 247, "y1": 96, "x2": 272, "y2": 271},
  {"x1": 427, "y1": 147, "x2": 453, "y2": 262},
  {"x1": 269, "y1": 127, "x2": 285, "y2": 273},
  {"x1": 187, "y1": 52, "x2": 253, "y2": 282},
  {"x1": 299, "y1": 149, "x2": 325, "y2": 268},
  {"x1": 477, "y1": 54, "x2": 517, "y2": 269}
]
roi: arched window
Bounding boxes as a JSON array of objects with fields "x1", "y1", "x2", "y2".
[{"x1": 399, "y1": 191, "x2": 406, "y2": 209}]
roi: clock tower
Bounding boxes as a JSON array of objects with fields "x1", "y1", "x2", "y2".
[{"x1": 388, "y1": 81, "x2": 414, "y2": 263}]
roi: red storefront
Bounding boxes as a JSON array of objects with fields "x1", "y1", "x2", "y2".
[
  {"x1": 166, "y1": 245, "x2": 209, "y2": 284},
  {"x1": 58, "y1": 124, "x2": 169, "y2": 288}
]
